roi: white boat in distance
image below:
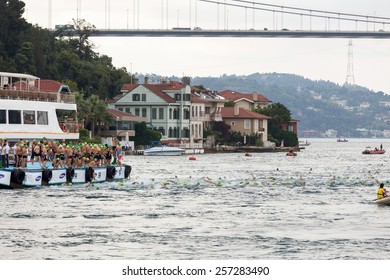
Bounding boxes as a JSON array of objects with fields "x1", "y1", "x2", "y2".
[
  {"x1": 298, "y1": 140, "x2": 311, "y2": 147},
  {"x1": 144, "y1": 143, "x2": 184, "y2": 156}
]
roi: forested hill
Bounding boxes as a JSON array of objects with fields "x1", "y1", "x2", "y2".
[
  {"x1": 0, "y1": 0, "x2": 132, "y2": 99},
  {"x1": 190, "y1": 73, "x2": 390, "y2": 137}
]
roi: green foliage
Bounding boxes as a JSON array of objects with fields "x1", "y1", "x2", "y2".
[
  {"x1": 132, "y1": 122, "x2": 162, "y2": 146},
  {"x1": 0, "y1": 3, "x2": 132, "y2": 100},
  {"x1": 256, "y1": 102, "x2": 291, "y2": 124},
  {"x1": 78, "y1": 128, "x2": 89, "y2": 140},
  {"x1": 225, "y1": 100, "x2": 235, "y2": 107},
  {"x1": 280, "y1": 131, "x2": 298, "y2": 147}
]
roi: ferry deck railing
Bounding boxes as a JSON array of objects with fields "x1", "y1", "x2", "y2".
[{"x1": 0, "y1": 89, "x2": 75, "y2": 104}]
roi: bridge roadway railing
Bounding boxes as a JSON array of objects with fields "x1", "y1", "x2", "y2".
[{"x1": 53, "y1": 28, "x2": 390, "y2": 39}]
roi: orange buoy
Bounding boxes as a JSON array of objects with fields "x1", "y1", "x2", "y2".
[{"x1": 189, "y1": 156, "x2": 196, "y2": 160}]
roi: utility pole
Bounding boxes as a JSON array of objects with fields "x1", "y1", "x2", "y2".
[{"x1": 344, "y1": 39, "x2": 356, "y2": 86}]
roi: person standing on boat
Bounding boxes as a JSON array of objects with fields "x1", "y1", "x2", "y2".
[
  {"x1": 380, "y1": 144, "x2": 383, "y2": 150},
  {"x1": 3, "y1": 139, "x2": 10, "y2": 168},
  {"x1": 0, "y1": 139, "x2": 4, "y2": 168},
  {"x1": 377, "y1": 183, "x2": 387, "y2": 200}
]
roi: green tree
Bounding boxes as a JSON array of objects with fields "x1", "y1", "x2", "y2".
[
  {"x1": 14, "y1": 41, "x2": 36, "y2": 74},
  {"x1": 132, "y1": 122, "x2": 161, "y2": 146},
  {"x1": 255, "y1": 102, "x2": 297, "y2": 146}
]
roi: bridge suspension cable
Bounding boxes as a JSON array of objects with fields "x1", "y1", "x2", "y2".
[{"x1": 199, "y1": 0, "x2": 390, "y2": 26}]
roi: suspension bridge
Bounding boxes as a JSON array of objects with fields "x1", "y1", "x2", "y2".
[{"x1": 50, "y1": 0, "x2": 390, "y2": 38}]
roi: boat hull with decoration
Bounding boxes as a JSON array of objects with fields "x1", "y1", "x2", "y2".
[{"x1": 0, "y1": 164, "x2": 131, "y2": 189}]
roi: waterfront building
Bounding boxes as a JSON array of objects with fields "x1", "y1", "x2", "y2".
[
  {"x1": 218, "y1": 90, "x2": 272, "y2": 110},
  {"x1": 110, "y1": 78, "x2": 191, "y2": 144},
  {"x1": 221, "y1": 106, "x2": 271, "y2": 146}
]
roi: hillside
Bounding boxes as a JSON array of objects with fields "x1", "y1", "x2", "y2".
[{"x1": 188, "y1": 73, "x2": 390, "y2": 138}]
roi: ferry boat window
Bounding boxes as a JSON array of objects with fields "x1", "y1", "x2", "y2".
[
  {"x1": 0, "y1": 110, "x2": 6, "y2": 124},
  {"x1": 23, "y1": 110, "x2": 36, "y2": 125},
  {"x1": 37, "y1": 111, "x2": 48, "y2": 125},
  {"x1": 8, "y1": 110, "x2": 21, "y2": 124}
]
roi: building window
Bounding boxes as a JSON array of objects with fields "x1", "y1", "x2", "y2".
[
  {"x1": 231, "y1": 121, "x2": 235, "y2": 126},
  {"x1": 0, "y1": 110, "x2": 6, "y2": 124},
  {"x1": 159, "y1": 108, "x2": 164, "y2": 119},
  {"x1": 125, "y1": 108, "x2": 130, "y2": 113},
  {"x1": 173, "y1": 109, "x2": 179, "y2": 119},
  {"x1": 133, "y1": 94, "x2": 140, "y2": 101},
  {"x1": 142, "y1": 94, "x2": 146, "y2": 101},
  {"x1": 37, "y1": 111, "x2": 48, "y2": 125},
  {"x1": 135, "y1": 108, "x2": 140, "y2": 116},
  {"x1": 244, "y1": 119, "x2": 250, "y2": 129},
  {"x1": 142, "y1": 108, "x2": 147, "y2": 117},
  {"x1": 9, "y1": 110, "x2": 21, "y2": 124},
  {"x1": 118, "y1": 108, "x2": 123, "y2": 112},
  {"x1": 152, "y1": 108, "x2": 157, "y2": 119},
  {"x1": 158, "y1": 127, "x2": 165, "y2": 136},
  {"x1": 174, "y1": 93, "x2": 181, "y2": 101},
  {"x1": 184, "y1": 109, "x2": 190, "y2": 119},
  {"x1": 169, "y1": 108, "x2": 172, "y2": 119}
]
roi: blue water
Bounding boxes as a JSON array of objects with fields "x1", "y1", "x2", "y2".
[{"x1": 1, "y1": 138, "x2": 390, "y2": 260}]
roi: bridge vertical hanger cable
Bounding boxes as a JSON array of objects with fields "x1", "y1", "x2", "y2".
[
  {"x1": 133, "y1": 0, "x2": 136, "y2": 29},
  {"x1": 166, "y1": 0, "x2": 169, "y2": 29},
  {"x1": 190, "y1": 0, "x2": 192, "y2": 29},
  {"x1": 195, "y1": 0, "x2": 198, "y2": 28},
  {"x1": 48, "y1": 0, "x2": 52, "y2": 29}
]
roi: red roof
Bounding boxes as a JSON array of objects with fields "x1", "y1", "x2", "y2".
[
  {"x1": 221, "y1": 107, "x2": 271, "y2": 119},
  {"x1": 107, "y1": 108, "x2": 136, "y2": 118},
  {"x1": 219, "y1": 90, "x2": 271, "y2": 103},
  {"x1": 120, "y1": 81, "x2": 185, "y2": 103},
  {"x1": 12, "y1": 79, "x2": 64, "y2": 93},
  {"x1": 121, "y1": 84, "x2": 139, "y2": 92}
]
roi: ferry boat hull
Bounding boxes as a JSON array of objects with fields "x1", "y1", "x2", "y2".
[{"x1": 0, "y1": 164, "x2": 131, "y2": 189}]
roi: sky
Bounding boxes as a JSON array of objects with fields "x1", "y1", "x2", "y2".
[{"x1": 22, "y1": 0, "x2": 390, "y2": 93}]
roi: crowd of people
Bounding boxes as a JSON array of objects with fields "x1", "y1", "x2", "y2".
[{"x1": 0, "y1": 137, "x2": 123, "y2": 170}]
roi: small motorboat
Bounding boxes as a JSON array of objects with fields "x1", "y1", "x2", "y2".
[
  {"x1": 144, "y1": 143, "x2": 184, "y2": 156},
  {"x1": 337, "y1": 138, "x2": 348, "y2": 142},
  {"x1": 376, "y1": 196, "x2": 390, "y2": 205},
  {"x1": 286, "y1": 151, "x2": 297, "y2": 156},
  {"x1": 362, "y1": 147, "x2": 385, "y2": 154},
  {"x1": 298, "y1": 140, "x2": 311, "y2": 147}
]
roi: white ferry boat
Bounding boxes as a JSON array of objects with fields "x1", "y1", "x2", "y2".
[
  {"x1": 0, "y1": 72, "x2": 131, "y2": 188},
  {"x1": 0, "y1": 72, "x2": 79, "y2": 140}
]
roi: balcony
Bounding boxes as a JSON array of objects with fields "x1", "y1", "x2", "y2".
[{"x1": 0, "y1": 89, "x2": 76, "y2": 104}]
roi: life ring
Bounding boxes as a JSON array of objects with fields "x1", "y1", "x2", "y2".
[
  {"x1": 66, "y1": 167, "x2": 75, "y2": 182},
  {"x1": 61, "y1": 122, "x2": 67, "y2": 132},
  {"x1": 85, "y1": 167, "x2": 94, "y2": 182},
  {"x1": 42, "y1": 169, "x2": 53, "y2": 182},
  {"x1": 106, "y1": 166, "x2": 116, "y2": 179},
  {"x1": 11, "y1": 169, "x2": 25, "y2": 185},
  {"x1": 124, "y1": 164, "x2": 132, "y2": 179}
]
